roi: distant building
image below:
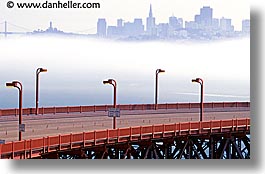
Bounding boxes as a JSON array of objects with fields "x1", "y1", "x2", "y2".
[
  {"x1": 169, "y1": 16, "x2": 178, "y2": 29},
  {"x1": 116, "y1": 19, "x2": 124, "y2": 35},
  {"x1": 133, "y1": 18, "x2": 145, "y2": 35},
  {"x1": 242, "y1": 19, "x2": 250, "y2": 33},
  {"x1": 169, "y1": 16, "x2": 183, "y2": 29},
  {"x1": 117, "y1": 19, "x2": 123, "y2": 28},
  {"x1": 185, "y1": 21, "x2": 198, "y2": 30},
  {"x1": 157, "y1": 23, "x2": 169, "y2": 38},
  {"x1": 212, "y1": 18, "x2": 220, "y2": 30},
  {"x1": 97, "y1": 18, "x2": 107, "y2": 37},
  {"x1": 187, "y1": 6, "x2": 213, "y2": 30},
  {"x1": 123, "y1": 18, "x2": 144, "y2": 36},
  {"x1": 146, "y1": 4, "x2": 156, "y2": 36},
  {"x1": 168, "y1": 16, "x2": 183, "y2": 36},
  {"x1": 48, "y1": 21, "x2": 53, "y2": 31},
  {"x1": 107, "y1": 18, "x2": 144, "y2": 37},
  {"x1": 199, "y1": 6, "x2": 213, "y2": 26},
  {"x1": 194, "y1": 6, "x2": 213, "y2": 29},
  {"x1": 107, "y1": 26, "x2": 118, "y2": 36},
  {"x1": 220, "y1": 17, "x2": 234, "y2": 32},
  {"x1": 32, "y1": 21, "x2": 64, "y2": 34},
  {"x1": 45, "y1": 21, "x2": 61, "y2": 33}
]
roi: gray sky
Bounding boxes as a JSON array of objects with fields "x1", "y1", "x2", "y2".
[{"x1": 0, "y1": 0, "x2": 249, "y2": 33}]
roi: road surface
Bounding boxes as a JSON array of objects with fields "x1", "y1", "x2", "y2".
[{"x1": 0, "y1": 107, "x2": 250, "y2": 142}]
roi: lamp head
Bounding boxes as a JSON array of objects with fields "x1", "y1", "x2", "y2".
[
  {"x1": 6, "y1": 82, "x2": 15, "y2": 88},
  {"x1": 6, "y1": 81, "x2": 19, "y2": 88},
  {"x1": 103, "y1": 80, "x2": 109, "y2": 84},
  {"x1": 158, "y1": 69, "x2": 165, "y2": 73},
  {"x1": 192, "y1": 78, "x2": 203, "y2": 84},
  {"x1": 103, "y1": 79, "x2": 113, "y2": 84},
  {"x1": 40, "y1": 68, "x2": 48, "y2": 72},
  {"x1": 192, "y1": 79, "x2": 198, "y2": 83}
]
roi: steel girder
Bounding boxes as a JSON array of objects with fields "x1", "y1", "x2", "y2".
[{"x1": 40, "y1": 132, "x2": 250, "y2": 159}]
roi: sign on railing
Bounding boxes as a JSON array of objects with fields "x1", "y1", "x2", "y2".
[
  {"x1": 108, "y1": 108, "x2": 120, "y2": 117},
  {"x1": 19, "y1": 124, "x2": 25, "y2": 132}
]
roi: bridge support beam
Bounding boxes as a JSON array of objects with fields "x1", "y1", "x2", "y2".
[{"x1": 37, "y1": 132, "x2": 250, "y2": 159}]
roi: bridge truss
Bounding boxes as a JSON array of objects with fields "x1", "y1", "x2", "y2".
[{"x1": 43, "y1": 131, "x2": 250, "y2": 159}]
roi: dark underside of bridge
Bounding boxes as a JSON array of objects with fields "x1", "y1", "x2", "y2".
[{"x1": 40, "y1": 131, "x2": 250, "y2": 159}]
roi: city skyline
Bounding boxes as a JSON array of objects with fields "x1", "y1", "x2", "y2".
[
  {"x1": 1, "y1": 4, "x2": 250, "y2": 41},
  {"x1": 96, "y1": 5, "x2": 249, "y2": 40},
  {"x1": 0, "y1": 0, "x2": 249, "y2": 34}
]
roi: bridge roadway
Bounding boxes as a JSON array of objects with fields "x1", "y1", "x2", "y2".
[{"x1": 0, "y1": 106, "x2": 250, "y2": 142}]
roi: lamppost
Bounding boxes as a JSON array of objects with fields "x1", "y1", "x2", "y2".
[
  {"x1": 192, "y1": 78, "x2": 204, "y2": 121},
  {"x1": 36, "y1": 68, "x2": 47, "y2": 115},
  {"x1": 103, "y1": 79, "x2": 117, "y2": 129},
  {"x1": 6, "y1": 81, "x2": 23, "y2": 141},
  {"x1": 155, "y1": 69, "x2": 165, "y2": 110}
]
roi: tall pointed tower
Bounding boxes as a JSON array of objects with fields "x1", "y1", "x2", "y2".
[
  {"x1": 149, "y1": 4, "x2": 153, "y2": 18},
  {"x1": 146, "y1": 4, "x2": 156, "y2": 35}
]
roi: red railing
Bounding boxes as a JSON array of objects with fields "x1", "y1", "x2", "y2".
[
  {"x1": 0, "y1": 118, "x2": 250, "y2": 159},
  {"x1": 0, "y1": 102, "x2": 250, "y2": 117}
]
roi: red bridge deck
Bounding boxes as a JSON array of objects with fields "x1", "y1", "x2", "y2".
[{"x1": 0, "y1": 118, "x2": 250, "y2": 159}]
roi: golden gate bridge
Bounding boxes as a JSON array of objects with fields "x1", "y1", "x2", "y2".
[{"x1": 0, "y1": 20, "x2": 96, "y2": 37}]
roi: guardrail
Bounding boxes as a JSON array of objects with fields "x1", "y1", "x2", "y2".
[
  {"x1": 0, "y1": 102, "x2": 250, "y2": 117},
  {"x1": 0, "y1": 118, "x2": 250, "y2": 159}
]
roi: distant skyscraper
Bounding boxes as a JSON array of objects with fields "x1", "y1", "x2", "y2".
[
  {"x1": 45, "y1": 21, "x2": 60, "y2": 33},
  {"x1": 169, "y1": 15, "x2": 183, "y2": 30},
  {"x1": 146, "y1": 4, "x2": 156, "y2": 35},
  {"x1": 169, "y1": 16, "x2": 178, "y2": 28},
  {"x1": 49, "y1": 21, "x2": 53, "y2": 30},
  {"x1": 185, "y1": 21, "x2": 198, "y2": 30},
  {"x1": 157, "y1": 23, "x2": 169, "y2": 38},
  {"x1": 212, "y1": 18, "x2": 220, "y2": 29},
  {"x1": 107, "y1": 26, "x2": 118, "y2": 36},
  {"x1": 134, "y1": 18, "x2": 145, "y2": 35},
  {"x1": 242, "y1": 19, "x2": 250, "y2": 33},
  {"x1": 97, "y1": 18, "x2": 107, "y2": 37},
  {"x1": 194, "y1": 15, "x2": 201, "y2": 24},
  {"x1": 168, "y1": 15, "x2": 183, "y2": 36},
  {"x1": 117, "y1": 19, "x2": 123, "y2": 28},
  {"x1": 200, "y1": 6, "x2": 213, "y2": 26},
  {"x1": 220, "y1": 17, "x2": 234, "y2": 32},
  {"x1": 192, "y1": 6, "x2": 213, "y2": 30},
  {"x1": 123, "y1": 18, "x2": 144, "y2": 36}
]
